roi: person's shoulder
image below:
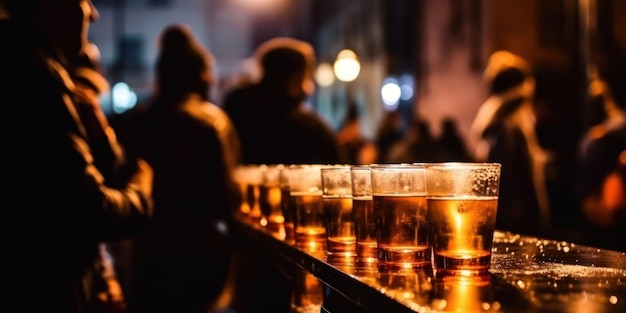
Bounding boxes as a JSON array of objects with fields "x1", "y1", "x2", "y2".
[{"x1": 181, "y1": 97, "x2": 235, "y2": 134}]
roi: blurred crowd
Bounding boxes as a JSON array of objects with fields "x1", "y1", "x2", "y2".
[{"x1": 2, "y1": 1, "x2": 624, "y2": 313}]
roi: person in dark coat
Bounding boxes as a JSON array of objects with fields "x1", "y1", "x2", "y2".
[
  {"x1": 469, "y1": 51, "x2": 551, "y2": 236},
  {"x1": 1, "y1": 1, "x2": 154, "y2": 312},
  {"x1": 117, "y1": 24, "x2": 242, "y2": 313},
  {"x1": 223, "y1": 37, "x2": 346, "y2": 166},
  {"x1": 575, "y1": 74, "x2": 626, "y2": 252}
]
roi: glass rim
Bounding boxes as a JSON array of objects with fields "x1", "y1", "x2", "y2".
[
  {"x1": 320, "y1": 165, "x2": 352, "y2": 173},
  {"x1": 350, "y1": 165, "x2": 371, "y2": 171},
  {"x1": 369, "y1": 163, "x2": 425, "y2": 171},
  {"x1": 423, "y1": 162, "x2": 501, "y2": 169}
]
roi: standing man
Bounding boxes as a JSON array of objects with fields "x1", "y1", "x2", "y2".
[{"x1": 1, "y1": 1, "x2": 153, "y2": 312}]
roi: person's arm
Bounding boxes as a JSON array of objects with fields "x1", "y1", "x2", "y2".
[
  {"x1": 10, "y1": 64, "x2": 153, "y2": 243},
  {"x1": 73, "y1": 81, "x2": 125, "y2": 183}
]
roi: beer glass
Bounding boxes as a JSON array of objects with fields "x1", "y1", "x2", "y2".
[
  {"x1": 279, "y1": 165, "x2": 295, "y2": 244},
  {"x1": 288, "y1": 164, "x2": 326, "y2": 251},
  {"x1": 233, "y1": 165, "x2": 263, "y2": 226},
  {"x1": 260, "y1": 164, "x2": 285, "y2": 239},
  {"x1": 321, "y1": 166, "x2": 356, "y2": 263},
  {"x1": 371, "y1": 164, "x2": 430, "y2": 272},
  {"x1": 425, "y1": 162, "x2": 501, "y2": 276},
  {"x1": 233, "y1": 165, "x2": 251, "y2": 217},
  {"x1": 350, "y1": 165, "x2": 378, "y2": 267},
  {"x1": 245, "y1": 164, "x2": 264, "y2": 227}
]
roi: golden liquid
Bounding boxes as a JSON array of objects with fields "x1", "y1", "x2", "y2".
[
  {"x1": 280, "y1": 187, "x2": 295, "y2": 243},
  {"x1": 353, "y1": 196, "x2": 377, "y2": 262},
  {"x1": 237, "y1": 181, "x2": 250, "y2": 216},
  {"x1": 323, "y1": 196, "x2": 356, "y2": 256},
  {"x1": 427, "y1": 197, "x2": 498, "y2": 274},
  {"x1": 291, "y1": 192, "x2": 325, "y2": 243},
  {"x1": 373, "y1": 194, "x2": 430, "y2": 271},
  {"x1": 259, "y1": 185, "x2": 282, "y2": 217},
  {"x1": 246, "y1": 184, "x2": 262, "y2": 226},
  {"x1": 292, "y1": 191, "x2": 326, "y2": 251},
  {"x1": 259, "y1": 185, "x2": 284, "y2": 235},
  {"x1": 295, "y1": 227, "x2": 327, "y2": 252}
]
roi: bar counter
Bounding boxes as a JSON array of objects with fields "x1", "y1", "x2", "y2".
[{"x1": 234, "y1": 217, "x2": 626, "y2": 313}]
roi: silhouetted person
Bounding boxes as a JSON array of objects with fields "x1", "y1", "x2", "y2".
[
  {"x1": 575, "y1": 74, "x2": 626, "y2": 251},
  {"x1": 337, "y1": 102, "x2": 377, "y2": 165},
  {"x1": 223, "y1": 37, "x2": 344, "y2": 313},
  {"x1": 374, "y1": 110, "x2": 406, "y2": 163},
  {"x1": 1, "y1": 1, "x2": 154, "y2": 312},
  {"x1": 117, "y1": 24, "x2": 242, "y2": 313},
  {"x1": 469, "y1": 50, "x2": 550, "y2": 236},
  {"x1": 437, "y1": 117, "x2": 472, "y2": 161},
  {"x1": 223, "y1": 37, "x2": 346, "y2": 165},
  {"x1": 387, "y1": 117, "x2": 443, "y2": 163}
]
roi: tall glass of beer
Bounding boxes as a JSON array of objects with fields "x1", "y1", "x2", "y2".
[
  {"x1": 288, "y1": 164, "x2": 327, "y2": 252},
  {"x1": 279, "y1": 165, "x2": 295, "y2": 244},
  {"x1": 350, "y1": 165, "x2": 378, "y2": 268},
  {"x1": 321, "y1": 166, "x2": 356, "y2": 264},
  {"x1": 425, "y1": 162, "x2": 501, "y2": 277},
  {"x1": 260, "y1": 164, "x2": 285, "y2": 239},
  {"x1": 371, "y1": 164, "x2": 430, "y2": 272}
]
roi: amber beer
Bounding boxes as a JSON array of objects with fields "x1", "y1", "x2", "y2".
[
  {"x1": 427, "y1": 196, "x2": 498, "y2": 273},
  {"x1": 373, "y1": 193, "x2": 430, "y2": 271},
  {"x1": 352, "y1": 196, "x2": 377, "y2": 263},
  {"x1": 321, "y1": 166, "x2": 355, "y2": 261},
  {"x1": 291, "y1": 191, "x2": 326, "y2": 249},
  {"x1": 351, "y1": 166, "x2": 378, "y2": 267},
  {"x1": 280, "y1": 186, "x2": 294, "y2": 243},
  {"x1": 259, "y1": 164, "x2": 286, "y2": 238},
  {"x1": 259, "y1": 184, "x2": 284, "y2": 236},
  {"x1": 425, "y1": 162, "x2": 501, "y2": 277},
  {"x1": 278, "y1": 166, "x2": 294, "y2": 244},
  {"x1": 322, "y1": 195, "x2": 356, "y2": 256}
]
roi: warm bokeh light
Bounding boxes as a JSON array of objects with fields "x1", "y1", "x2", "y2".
[
  {"x1": 315, "y1": 62, "x2": 335, "y2": 87},
  {"x1": 231, "y1": 0, "x2": 288, "y2": 14},
  {"x1": 333, "y1": 49, "x2": 360, "y2": 82}
]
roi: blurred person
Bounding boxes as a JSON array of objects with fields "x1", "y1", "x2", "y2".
[
  {"x1": 222, "y1": 37, "x2": 344, "y2": 313},
  {"x1": 115, "y1": 24, "x2": 242, "y2": 313},
  {"x1": 386, "y1": 117, "x2": 444, "y2": 163},
  {"x1": 223, "y1": 37, "x2": 346, "y2": 165},
  {"x1": 468, "y1": 50, "x2": 551, "y2": 236},
  {"x1": 374, "y1": 110, "x2": 406, "y2": 163},
  {"x1": 0, "y1": 1, "x2": 154, "y2": 312},
  {"x1": 575, "y1": 74, "x2": 626, "y2": 251},
  {"x1": 437, "y1": 117, "x2": 472, "y2": 162},
  {"x1": 336, "y1": 103, "x2": 377, "y2": 165}
]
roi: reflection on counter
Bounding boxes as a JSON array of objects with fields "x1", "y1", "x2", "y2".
[
  {"x1": 431, "y1": 275, "x2": 501, "y2": 313},
  {"x1": 490, "y1": 231, "x2": 626, "y2": 313},
  {"x1": 292, "y1": 270, "x2": 324, "y2": 313},
  {"x1": 236, "y1": 214, "x2": 626, "y2": 313}
]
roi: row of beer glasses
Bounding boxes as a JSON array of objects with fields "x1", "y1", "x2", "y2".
[{"x1": 235, "y1": 162, "x2": 502, "y2": 277}]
